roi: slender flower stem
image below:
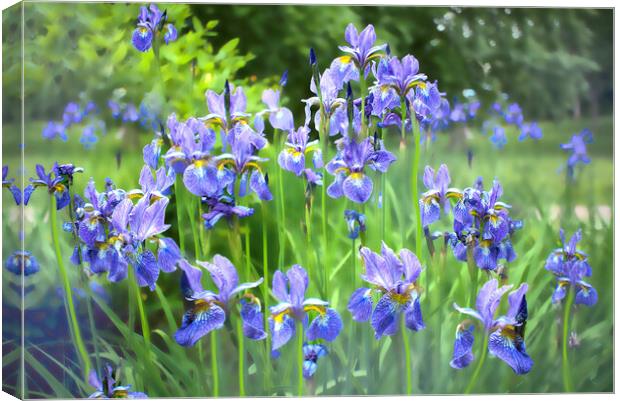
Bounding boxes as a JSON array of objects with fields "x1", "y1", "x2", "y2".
[
  {"x1": 261, "y1": 202, "x2": 271, "y2": 394},
  {"x1": 274, "y1": 129, "x2": 286, "y2": 270},
  {"x1": 50, "y1": 196, "x2": 91, "y2": 379},
  {"x1": 562, "y1": 287, "x2": 575, "y2": 392},
  {"x1": 359, "y1": 77, "x2": 368, "y2": 137},
  {"x1": 211, "y1": 331, "x2": 219, "y2": 396},
  {"x1": 465, "y1": 333, "x2": 489, "y2": 394},
  {"x1": 297, "y1": 320, "x2": 304, "y2": 396},
  {"x1": 68, "y1": 190, "x2": 102, "y2": 376},
  {"x1": 129, "y1": 269, "x2": 151, "y2": 350},
  {"x1": 174, "y1": 179, "x2": 186, "y2": 254},
  {"x1": 411, "y1": 116, "x2": 422, "y2": 258},
  {"x1": 237, "y1": 316, "x2": 245, "y2": 396},
  {"x1": 400, "y1": 318, "x2": 412, "y2": 395},
  {"x1": 466, "y1": 244, "x2": 479, "y2": 305}
]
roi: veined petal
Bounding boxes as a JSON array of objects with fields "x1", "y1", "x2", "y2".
[
  {"x1": 134, "y1": 250, "x2": 160, "y2": 291},
  {"x1": 342, "y1": 173, "x2": 373, "y2": 204},
  {"x1": 174, "y1": 302, "x2": 226, "y2": 347},
  {"x1": 240, "y1": 300, "x2": 267, "y2": 340},
  {"x1": 306, "y1": 308, "x2": 342, "y2": 342},
  {"x1": 348, "y1": 287, "x2": 373, "y2": 322},
  {"x1": 371, "y1": 293, "x2": 401, "y2": 339},
  {"x1": 404, "y1": 297, "x2": 425, "y2": 332},
  {"x1": 488, "y1": 327, "x2": 533, "y2": 375},
  {"x1": 575, "y1": 281, "x2": 598, "y2": 306},
  {"x1": 450, "y1": 324, "x2": 475, "y2": 369},
  {"x1": 269, "y1": 312, "x2": 296, "y2": 351}
]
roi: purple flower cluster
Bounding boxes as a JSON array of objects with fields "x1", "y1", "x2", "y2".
[
  {"x1": 42, "y1": 101, "x2": 105, "y2": 149},
  {"x1": 485, "y1": 102, "x2": 543, "y2": 149},
  {"x1": 24, "y1": 163, "x2": 84, "y2": 209},
  {"x1": 448, "y1": 179, "x2": 522, "y2": 271},
  {"x1": 69, "y1": 168, "x2": 182, "y2": 290},
  {"x1": 545, "y1": 229, "x2": 597, "y2": 306}
]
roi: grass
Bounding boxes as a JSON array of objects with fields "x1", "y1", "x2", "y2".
[{"x1": 1, "y1": 113, "x2": 613, "y2": 397}]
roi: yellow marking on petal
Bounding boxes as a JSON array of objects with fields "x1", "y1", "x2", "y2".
[
  {"x1": 127, "y1": 192, "x2": 143, "y2": 200},
  {"x1": 272, "y1": 309, "x2": 291, "y2": 324},
  {"x1": 334, "y1": 167, "x2": 350, "y2": 175},
  {"x1": 244, "y1": 162, "x2": 262, "y2": 172},
  {"x1": 54, "y1": 183, "x2": 66, "y2": 193},
  {"x1": 349, "y1": 172, "x2": 364, "y2": 179},
  {"x1": 303, "y1": 305, "x2": 327, "y2": 315},
  {"x1": 339, "y1": 55, "x2": 352, "y2": 64}
]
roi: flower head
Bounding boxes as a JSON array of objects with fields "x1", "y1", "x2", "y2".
[
  {"x1": 269, "y1": 265, "x2": 342, "y2": 352},
  {"x1": 374, "y1": 55, "x2": 427, "y2": 98},
  {"x1": 344, "y1": 209, "x2": 366, "y2": 240},
  {"x1": 419, "y1": 164, "x2": 453, "y2": 227},
  {"x1": 545, "y1": 229, "x2": 597, "y2": 306},
  {"x1": 338, "y1": 23, "x2": 386, "y2": 76},
  {"x1": 303, "y1": 343, "x2": 328, "y2": 379},
  {"x1": 24, "y1": 164, "x2": 75, "y2": 209},
  {"x1": 174, "y1": 256, "x2": 266, "y2": 347},
  {"x1": 3, "y1": 165, "x2": 22, "y2": 205},
  {"x1": 5, "y1": 251, "x2": 39, "y2": 276},
  {"x1": 278, "y1": 126, "x2": 322, "y2": 177},
  {"x1": 132, "y1": 4, "x2": 177, "y2": 52},
  {"x1": 348, "y1": 242, "x2": 425, "y2": 339},
  {"x1": 451, "y1": 278, "x2": 532, "y2": 374},
  {"x1": 561, "y1": 128, "x2": 593, "y2": 178},
  {"x1": 326, "y1": 136, "x2": 396, "y2": 204},
  {"x1": 518, "y1": 122, "x2": 543, "y2": 141},
  {"x1": 88, "y1": 364, "x2": 147, "y2": 399}
]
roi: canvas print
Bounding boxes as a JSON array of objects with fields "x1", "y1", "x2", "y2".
[{"x1": 1, "y1": 2, "x2": 613, "y2": 398}]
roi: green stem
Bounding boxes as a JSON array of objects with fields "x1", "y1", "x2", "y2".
[
  {"x1": 465, "y1": 333, "x2": 489, "y2": 394},
  {"x1": 237, "y1": 316, "x2": 245, "y2": 396},
  {"x1": 244, "y1": 225, "x2": 251, "y2": 282},
  {"x1": 211, "y1": 331, "x2": 219, "y2": 396},
  {"x1": 174, "y1": 179, "x2": 186, "y2": 255},
  {"x1": 467, "y1": 245, "x2": 479, "y2": 306},
  {"x1": 297, "y1": 321, "x2": 304, "y2": 396},
  {"x1": 275, "y1": 129, "x2": 286, "y2": 270},
  {"x1": 129, "y1": 268, "x2": 151, "y2": 350},
  {"x1": 562, "y1": 287, "x2": 575, "y2": 392},
  {"x1": 50, "y1": 195, "x2": 91, "y2": 379},
  {"x1": 411, "y1": 116, "x2": 422, "y2": 258},
  {"x1": 359, "y1": 77, "x2": 368, "y2": 136},
  {"x1": 401, "y1": 318, "x2": 412, "y2": 395},
  {"x1": 261, "y1": 202, "x2": 271, "y2": 394},
  {"x1": 319, "y1": 113, "x2": 329, "y2": 299}
]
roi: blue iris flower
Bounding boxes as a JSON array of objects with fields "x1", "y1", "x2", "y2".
[
  {"x1": 348, "y1": 242, "x2": 425, "y2": 339},
  {"x1": 3, "y1": 165, "x2": 22, "y2": 205},
  {"x1": 545, "y1": 229, "x2": 597, "y2": 307},
  {"x1": 451, "y1": 278, "x2": 532, "y2": 375},
  {"x1": 174, "y1": 256, "x2": 266, "y2": 347},
  {"x1": 269, "y1": 264, "x2": 342, "y2": 353},
  {"x1": 5, "y1": 251, "x2": 39, "y2": 276}
]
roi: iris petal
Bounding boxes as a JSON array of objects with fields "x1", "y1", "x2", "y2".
[
  {"x1": 450, "y1": 325, "x2": 475, "y2": 369},
  {"x1": 307, "y1": 308, "x2": 343, "y2": 342},
  {"x1": 488, "y1": 328, "x2": 533, "y2": 375},
  {"x1": 347, "y1": 287, "x2": 373, "y2": 322},
  {"x1": 240, "y1": 300, "x2": 267, "y2": 340},
  {"x1": 174, "y1": 303, "x2": 226, "y2": 347},
  {"x1": 371, "y1": 293, "x2": 401, "y2": 339}
]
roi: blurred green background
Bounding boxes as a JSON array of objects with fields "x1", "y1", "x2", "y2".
[{"x1": 1, "y1": 2, "x2": 613, "y2": 398}]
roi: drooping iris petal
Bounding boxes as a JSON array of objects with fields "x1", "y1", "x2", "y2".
[
  {"x1": 371, "y1": 293, "x2": 401, "y2": 339},
  {"x1": 474, "y1": 241, "x2": 499, "y2": 271},
  {"x1": 240, "y1": 300, "x2": 267, "y2": 340},
  {"x1": 306, "y1": 308, "x2": 343, "y2": 342},
  {"x1": 134, "y1": 250, "x2": 160, "y2": 291},
  {"x1": 575, "y1": 281, "x2": 598, "y2": 306},
  {"x1": 450, "y1": 325, "x2": 475, "y2": 369},
  {"x1": 132, "y1": 27, "x2": 153, "y2": 52},
  {"x1": 269, "y1": 312, "x2": 296, "y2": 351},
  {"x1": 174, "y1": 303, "x2": 226, "y2": 347},
  {"x1": 183, "y1": 162, "x2": 220, "y2": 197},
  {"x1": 302, "y1": 360, "x2": 318, "y2": 379},
  {"x1": 342, "y1": 173, "x2": 373, "y2": 203},
  {"x1": 404, "y1": 297, "x2": 425, "y2": 332},
  {"x1": 157, "y1": 237, "x2": 181, "y2": 273},
  {"x1": 488, "y1": 327, "x2": 533, "y2": 375},
  {"x1": 347, "y1": 287, "x2": 373, "y2": 322},
  {"x1": 326, "y1": 173, "x2": 345, "y2": 199},
  {"x1": 420, "y1": 195, "x2": 440, "y2": 227},
  {"x1": 250, "y1": 170, "x2": 273, "y2": 201}
]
